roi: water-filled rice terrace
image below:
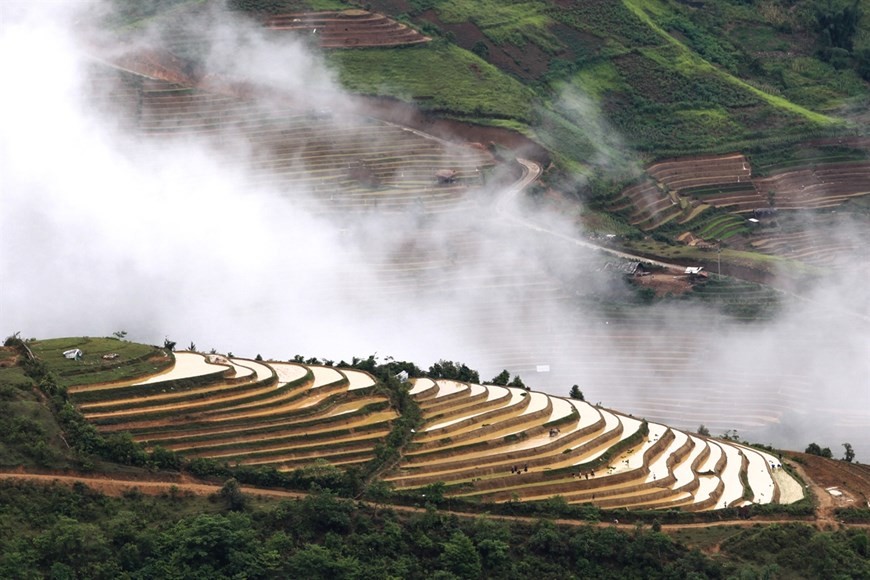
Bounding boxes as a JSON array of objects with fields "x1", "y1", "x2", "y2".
[
  {"x1": 70, "y1": 350, "x2": 391, "y2": 471},
  {"x1": 395, "y1": 377, "x2": 804, "y2": 510},
  {"x1": 61, "y1": 342, "x2": 803, "y2": 511}
]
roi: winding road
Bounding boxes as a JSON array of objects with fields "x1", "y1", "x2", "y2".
[{"x1": 497, "y1": 159, "x2": 684, "y2": 269}]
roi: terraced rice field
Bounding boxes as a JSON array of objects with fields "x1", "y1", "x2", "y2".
[
  {"x1": 680, "y1": 183, "x2": 767, "y2": 213},
  {"x1": 611, "y1": 152, "x2": 870, "y2": 245},
  {"x1": 753, "y1": 162, "x2": 870, "y2": 210},
  {"x1": 387, "y1": 378, "x2": 802, "y2": 511},
  {"x1": 263, "y1": 10, "x2": 429, "y2": 49},
  {"x1": 607, "y1": 179, "x2": 684, "y2": 231},
  {"x1": 647, "y1": 153, "x2": 752, "y2": 193},
  {"x1": 692, "y1": 213, "x2": 750, "y2": 241},
  {"x1": 86, "y1": 63, "x2": 495, "y2": 216},
  {"x1": 745, "y1": 222, "x2": 863, "y2": 268},
  {"x1": 62, "y1": 343, "x2": 807, "y2": 511},
  {"x1": 69, "y1": 352, "x2": 394, "y2": 471}
]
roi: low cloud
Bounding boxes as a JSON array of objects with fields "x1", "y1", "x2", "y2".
[{"x1": 1, "y1": 2, "x2": 866, "y2": 458}]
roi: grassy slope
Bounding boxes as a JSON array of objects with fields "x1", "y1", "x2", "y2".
[
  {"x1": 29, "y1": 337, "x2": 170, "y2": 388},
  {"x1": 192, "y1": 0, "x2": 869, "y2": 168},
  {"x1": 327, "y1": 42, "x2": 537, "y2": 121},
  {"x1": 623, "y1": 0, "x2": 837, "y2": 125},
  {"x1": 154, "y1": 0, "x2": 867, "y2": 176},
  {"x1": 0, "y1": 338, "x2": 174, "y2": 469},
  {"x1": 0, "y1": 349, "x2": 75, "y2": 469}
]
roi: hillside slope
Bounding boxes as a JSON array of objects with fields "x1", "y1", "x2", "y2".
[
  {"x1": 3, "y1": 336, "x2": 810, "y2": 513},
  {"x1": 128, "y1": 0, "x2": 869, "y2": 171},
  {"x1": 328, "y1": 0, "x2": 868, "y2": 162}
]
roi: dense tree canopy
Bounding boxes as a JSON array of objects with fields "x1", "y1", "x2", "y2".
[{"x1": 1, "y1": 481, "x2": 868, "y2": 578}]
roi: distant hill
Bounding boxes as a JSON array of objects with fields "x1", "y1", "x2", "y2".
[
  {"x1": 98, "y1": 0, "x2": 870, "y2": 300},
  {"x1": 111, "y1": 0, "x2": 869, "y2": 169}
]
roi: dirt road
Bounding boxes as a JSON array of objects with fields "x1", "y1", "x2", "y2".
[
  {"x1": 0, "y1": 471, "x2": 303, "y2": 499},
  {"x1": 3, "y1": 470, "x2": 867, "y2": 532}
]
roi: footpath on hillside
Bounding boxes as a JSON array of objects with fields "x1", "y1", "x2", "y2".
[{"x1": 2, "y1": 469, "x2": 867, "y2": 533}]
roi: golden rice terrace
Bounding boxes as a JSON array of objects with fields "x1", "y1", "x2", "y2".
[{"x1": 51, "y1": 338, "x2": 803, "y2": 511}]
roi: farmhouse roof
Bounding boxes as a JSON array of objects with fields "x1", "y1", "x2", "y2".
[{"x1": 604, "y1": 261, "x2": 643, "y2": 275}]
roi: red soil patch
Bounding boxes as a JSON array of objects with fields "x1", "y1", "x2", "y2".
[
  {"x1": 0, "y1": 470, "x2": 302, "y2": 500},
  {"x1": 356, "y1": 96, "x2": 550, "y2": 166},
  {"x1": 0, "y1": 346, "x2": 20, "y2": 368},
  {"x1": 95, "y1": 46, "x2": 198, "y2": 86},
  {"x1": 632, "y1": 271, "x2": 696, "y2": 297},
  {"x1": 499, "y1": 40, "x2": 553, "y2": 80},
  {"x1": 794, "y1": 452, "x2": 870, "y2": 507}
]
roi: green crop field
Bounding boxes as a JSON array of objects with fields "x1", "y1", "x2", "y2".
[
  {"x1": 28, "y1": 337, "x2": 171, "y2": 388},
  {"x1": 327, "y1": 43, "x2": 536, "y2": 121}
]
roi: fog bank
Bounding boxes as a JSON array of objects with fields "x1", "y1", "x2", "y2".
[{"x1": 1, "y1": 2, "x2": 867, "y2": 458}]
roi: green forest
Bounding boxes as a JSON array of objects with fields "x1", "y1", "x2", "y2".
[{"x1": 1, "y1": 480, "x2": 869, "y2": 579}]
